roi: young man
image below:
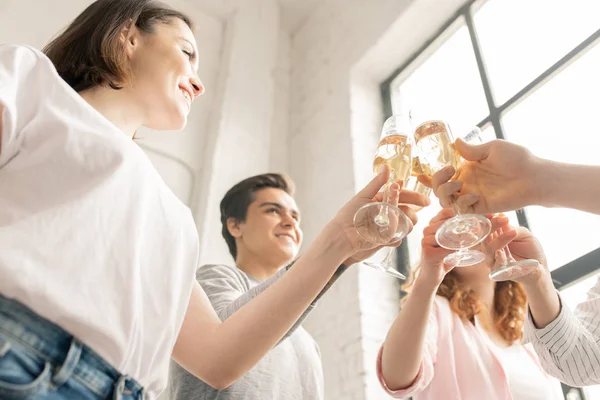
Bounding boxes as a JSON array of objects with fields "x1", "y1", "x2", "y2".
[{"x1": 168, "y1": 173, "x2": 348, "y2": 399}]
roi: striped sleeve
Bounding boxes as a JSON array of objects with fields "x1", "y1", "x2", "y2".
[{"x1": 524, "y1": 276, "x2": 600, "y2": 386}]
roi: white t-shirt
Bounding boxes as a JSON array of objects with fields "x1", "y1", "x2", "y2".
[
  {"x1": 484, "y1": 335, "x2": 563, "y2": 400},
  {"x1": 0, "y1": 44, "x2": 199, "y2": 398}
]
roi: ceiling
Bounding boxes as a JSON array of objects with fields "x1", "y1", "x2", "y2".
[{"x1": 185, "y1": 0, "x2": 321, "y2": 33}]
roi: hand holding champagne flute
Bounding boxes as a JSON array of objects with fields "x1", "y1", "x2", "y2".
[
  {"x1": 354, "y1": 114, "x2": 415, "y2": 279},
  {"x1": 414, "y1": 121, "x2": 491, "y2": 267},
  {"x1": 405, "y1": 156, "x2": 432, "y2": 211}
]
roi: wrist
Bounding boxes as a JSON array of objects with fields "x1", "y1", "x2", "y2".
[
  {"x1": 530, "y1": 156, "x2": 560, "y2": 208},
  {"x1": 521, "y1": 265, "x2": 554, "y2": 293},
  {"x1": 414, "y1": 270, "x2": 442, "y2": 294},
  {"x1": 522, "y1": 268, "x2": 561, "y2": 328},
  {"x1": 309, "y1": 222, "x2": 354, "y2": 265}
]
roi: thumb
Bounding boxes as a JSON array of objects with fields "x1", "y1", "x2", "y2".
[
  {"x1": 356, "y1": 164, "x2": 390, "y2": 199},
  {"x1": 455, "y1": 137, "x2": 491, "y2": 162},
  {"x1": 443, "y1": 258, "x2": 460, "y2": 272}
]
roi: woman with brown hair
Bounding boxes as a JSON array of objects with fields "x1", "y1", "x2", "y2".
[
  {"x1": 0, "y1": 1, "x2": 428, "y2": 399},
  {"x1": 376, "y1": 208, "x2": 563, "y2": 400}
]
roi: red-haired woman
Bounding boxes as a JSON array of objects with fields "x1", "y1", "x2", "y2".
[{"x1": 377, "y1": 209, "x2": 563, "y2": 400}]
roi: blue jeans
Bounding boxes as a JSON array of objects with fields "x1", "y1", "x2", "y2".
[{"x1": 0, "y1": 295, "x2": 145, "y2": 399}]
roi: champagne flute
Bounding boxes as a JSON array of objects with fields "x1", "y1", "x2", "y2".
[
  {"x1": 488, "y1": 227, "x2": 540, "y2": 282},
  {"x1": 407, "y1": 156, "x2": 432, "y2": 210},
  {"x1": 362, "y1": 165, "x2": 432, "y2": 278},
  {"x1": 354, "y1": 114, "x2": 414, "y2": 279},
  {"x1": 415, "y1": 122, "x2": 491, "y2": 267}
]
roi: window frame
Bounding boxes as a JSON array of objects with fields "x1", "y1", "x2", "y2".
[
  {"x1": 381, "y1": 0, "x2": 600, "y2": 291},
  {"x1": 381, "y1": 2, "x2": 600, "y2": 398}
]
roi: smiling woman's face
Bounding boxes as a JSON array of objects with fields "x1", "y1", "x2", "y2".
[{"x1": 124, "y1": 17, "x2": 204, "y2": 131}]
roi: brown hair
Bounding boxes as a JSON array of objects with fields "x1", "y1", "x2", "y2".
[
  {"x1": 405, "y1": 269, "x2": 527, "y2": 343},
  {"x1": 220, "y1": 174, "x2": 295, "y2": 260},
  {"x1": 43, "y1": 0, "x2": 193, "y2": 92}
]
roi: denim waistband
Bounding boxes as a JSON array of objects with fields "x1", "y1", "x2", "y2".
[{"x1": 0, "y1": 294, "x2": 144, "y2": 399}]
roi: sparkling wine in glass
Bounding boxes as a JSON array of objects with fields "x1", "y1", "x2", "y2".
[
  {"x1": 361, "y1": 165, "x2": 432, "y2": 278},
  {"x1": 354, "y1": 115, "x2": 414, "y2": 279},
  {"x1": 415, "y1": 121, "x2": 491, "y2": 267}
]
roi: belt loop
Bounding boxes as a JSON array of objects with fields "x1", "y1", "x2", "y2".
[
  {"x1": 52, "y1": 338, "x2": 82, "y2": 387},
  {"x1": 114, "y1": 374, "x2": 144, "y2": 399},
  {"x1": 113, "y1": 374, "x2": 128, "y2": 400}
]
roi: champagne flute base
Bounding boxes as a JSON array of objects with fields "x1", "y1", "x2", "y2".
[
  {"x1": 354, "y1": 202, "x2": 411, "y2": 245},
  {"x1": 362, "y1": 260, "x2": 406, "y2": 279},
  {"x1": 436, "y1": 214, "x2": 491, "y2": 250},
  {"x1": 489, "y1": 260, "x2": 540, "y2": 282},
  {"x1": 443, "y1": 249, "x2": 486, "y2": 268}
]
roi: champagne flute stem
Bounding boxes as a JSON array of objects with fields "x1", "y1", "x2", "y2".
[
  {"x1": 450, "y1": 195, "x2": 461, "y2": 216},
  {"x1": 380, "y1": 248, "x2": 394, "y2": 267},
  {"x1": 381, "y1": 179, "x2": 392, "y2": 204},
  {"x1": 374, "y1": 180, "x2": 393, "y2": 225}
]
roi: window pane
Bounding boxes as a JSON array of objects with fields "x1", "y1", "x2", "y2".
[
  {"x1": 479, "y1": 124, "x2": 497, "y2": 143},
  {"x1": 391, "y1": 21, "x2": 489, "y2": 138},
  {"x1": 584, "y1": 384, "x2": 600, "y2": 399},
  {"x1": 560, "y1": 274, "x2": 600, "y2": 310},
  {"x1": 502, "y1": 43, "x2": 600, "y2": 270},
  {"x1": 475, "y1": 0, "x2": 600, "y2": 105}
]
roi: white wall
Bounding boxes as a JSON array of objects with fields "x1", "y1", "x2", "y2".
[
  {"x1": 138, "y1": 0, "x2": 225, "y2": 208},
  {"x1": 194, "y1": 0, "x2": 290, "y2": 266},
  {"x1": 289, "y1": 0, "x2": 466, "y2": 398}
]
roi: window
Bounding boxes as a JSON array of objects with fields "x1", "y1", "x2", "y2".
[{"x1": 382, "y1": 1, "x2": 600, "y2": 397}]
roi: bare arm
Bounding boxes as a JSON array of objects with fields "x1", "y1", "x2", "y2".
[
  {"x1": 430, "y1": 139, "x2": 600, "y2": 216},
  {"x1": 198, "y1": 262, "x2": 348, "y2": 344},
  {"x1": 172, "y1": 226, "x2": 349, "y2": 389},
  {"x1": 522, "y1": 270, "x2": 561, "y2": 329},
  {"x1": 380, "y1": 208, "x2": 459, "y2": 392},
  {"x1": 536, "y1": 159, "x2": 600, "y2": 215},
  {"x1": 380, "y1": 278, "x2": 438, "y2": 389}
]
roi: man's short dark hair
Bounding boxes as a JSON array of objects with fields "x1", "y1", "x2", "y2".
[{"x1": 220, "y1": 173, "x2": 295, "y2": 260}]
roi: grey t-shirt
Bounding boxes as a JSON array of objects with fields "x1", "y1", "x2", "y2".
[{"x1": 169, "y1": 264, "x2": 324, "y2": 400}]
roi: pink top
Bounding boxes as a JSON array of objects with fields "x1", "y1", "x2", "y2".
[{"x1": 377, "y1": 296, "x2": 563, "y2": 400}]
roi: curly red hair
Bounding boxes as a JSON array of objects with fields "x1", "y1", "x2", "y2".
[{"x1": 405, "y1": 269, "x2": 527, "y2": 343}]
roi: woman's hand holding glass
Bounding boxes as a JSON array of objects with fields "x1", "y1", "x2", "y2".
[
  {"x1": 353, "y1": 114, "x2": 419, "y2": 279},
  {"x1": 414, "y1": 122, "x2": 491, "y2": 268},
  {"x1": 481, "y1": 216, "x2": 546, "y2": 284}
]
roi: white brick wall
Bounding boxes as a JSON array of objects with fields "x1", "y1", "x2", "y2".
[
  {"x1": 290, "y1": 0, "x2": 466, "y2": 398},
  {"x1": 194, "y1": 0, "x2": 290, "y2": 266}
]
